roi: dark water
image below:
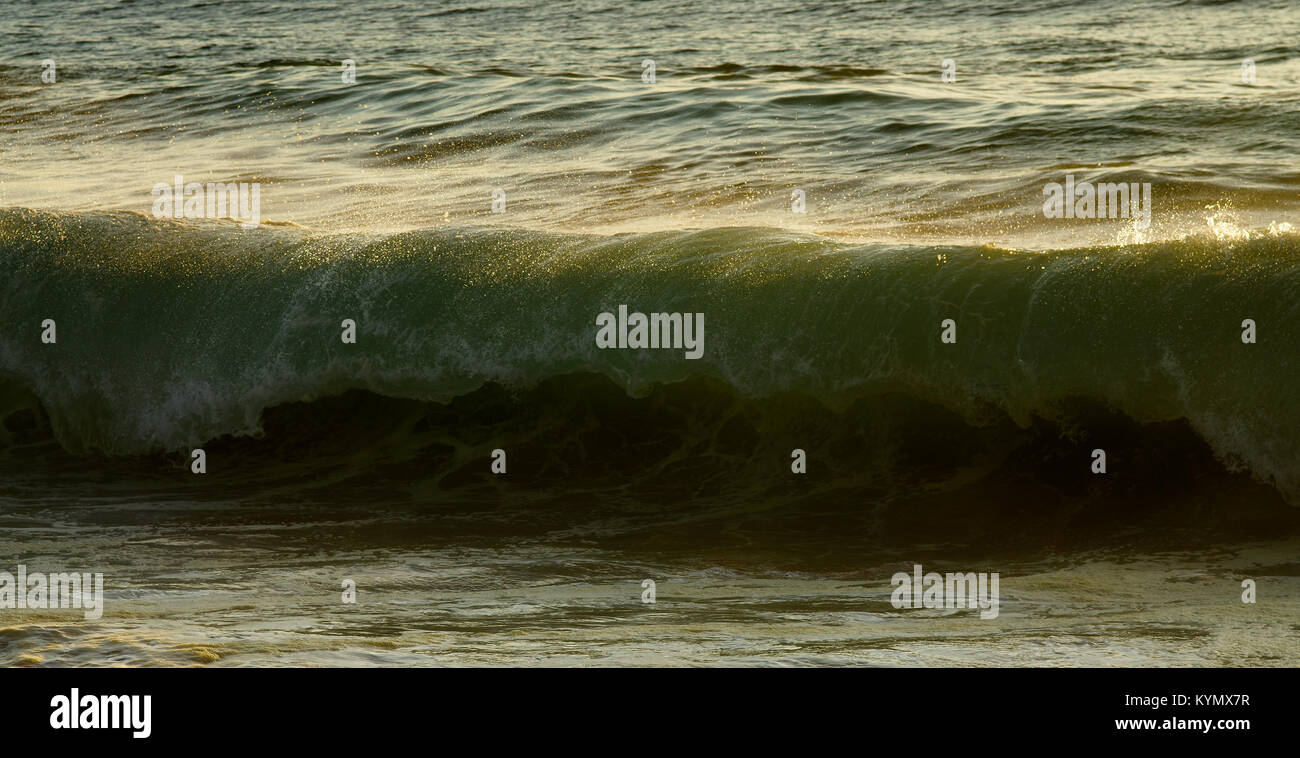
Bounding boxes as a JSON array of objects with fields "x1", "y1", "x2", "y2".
[{"x1": 1, "y1": 0, "x2": 1298, "y2": 666}]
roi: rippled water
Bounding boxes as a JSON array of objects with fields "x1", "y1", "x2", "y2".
[{"x1": 3, "y1": 0, "x2": 1299, "y2": 243}]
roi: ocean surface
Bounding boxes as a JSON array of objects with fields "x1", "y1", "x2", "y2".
[{"x1": 1, "y1": 0, "x2": 1298, "y2": 666}]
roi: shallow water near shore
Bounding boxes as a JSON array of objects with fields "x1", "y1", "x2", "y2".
[{"x1": 3, "y1": 494, "x2": 1297, "y2": 667}]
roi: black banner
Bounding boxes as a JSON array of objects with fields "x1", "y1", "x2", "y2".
[{"x1": 4, "y1": 667, "x2": 1285, "y2": 747}]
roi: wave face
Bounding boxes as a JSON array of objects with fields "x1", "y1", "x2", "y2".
[{"x1": 2, "y1": 208, "x2": 1298, "y2": 510}]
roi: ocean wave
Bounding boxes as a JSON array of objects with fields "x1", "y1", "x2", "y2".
[{"x1": 1, "y1": 208, "x2": 1297, "y2": 501}]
